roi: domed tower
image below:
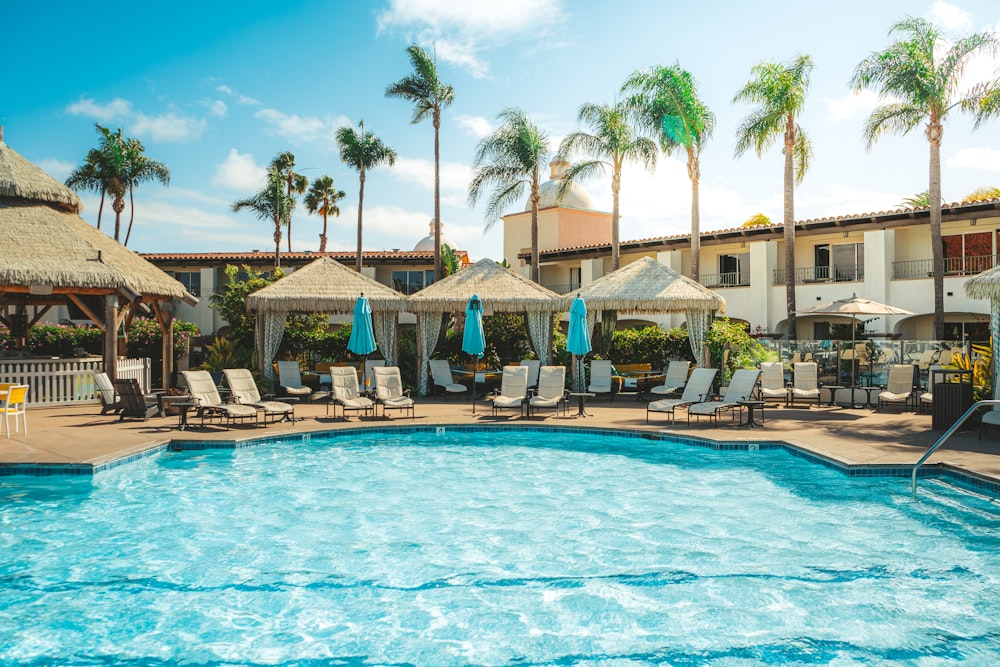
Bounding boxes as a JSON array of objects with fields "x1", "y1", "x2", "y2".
[
  {"x1": 412, "y1": 219, "x2": 457, "y2": 252},
  {"x1": 502, "y1": 159, "x2": 611, "y2": 278}
]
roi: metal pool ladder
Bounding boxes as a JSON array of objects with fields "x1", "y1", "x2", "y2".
[{"x1": 912, "y1": 399, "x2": 1000, "y2": 497}]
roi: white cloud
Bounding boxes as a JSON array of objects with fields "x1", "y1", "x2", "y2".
[
  {"x1": 947, "y1": 147, "x2": 1000, "y2": 172},
  {"x1": 212, "y1": 149, "x2": 268, "y2": 191},
  {"x1": 131, "y1": 112, "x2": 207, "y2": 142},
  {"x1": 455, "y1": 114, "x2": 494, "y2": 138},
  {"x1": 35, "y1": 158, "x2": 76, "y2": 181},
  {"x1": 66, "y1": 97, "x2": 133, "y2": 122},
  {"x1": 823, "y1": 89, "x2": 883, "y2": 120},
  {"x1": 216, "y1": 84, "x2": 233, "y2": 95},
  {"x1": 216, "y1": 83, "x2": 260, "y2": 106},
  {"x1": 927, "y1": 1, "x2": 974, "y2": 32},
  {"x1": 433, "y1": 39, "x2": 489, "y2": 79},
  {"x1": 206, "y1": 100, "x2": 228, "y2": 117},
  {"x1": 391, "y1": 157, "x2": 472, "y2": 205},
  {"x1": 255, "y1": 108, "x2": 350, "y2": 149}
]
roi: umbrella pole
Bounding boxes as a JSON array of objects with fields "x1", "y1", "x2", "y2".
[{"x1": 471, "y1": 353, "x2": 476, "y2": 415}]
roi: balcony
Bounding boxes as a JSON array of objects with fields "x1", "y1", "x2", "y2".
[
  {"x1": 773, "y1": 264, "x2": 863, "y2": 285},
  {"x1": 700, "y1": 272, "x2": 750, "y2": 288},
  {"x1": 892, "y1": 255, "x2": 998, "y2": 279}
]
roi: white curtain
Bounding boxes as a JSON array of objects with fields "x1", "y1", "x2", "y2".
[
  {"x1": 261, "y1": 312, "x2": 287, "y2": 381},
  {"x1": 992, "y1": 300, "x2": 1000, "y2": 401},
  {"x1": 417, "y1": 312, "x2": 443, "y2": 396},
  {"x1": 525, "y1": 310, "x2": 552, "y2": 364},
  {"x1": 373, "y1": 311, "x2": 397, "y2": 365},
  {"x1": 685, "y1": 309, "x2": 710, "y2": 360}
]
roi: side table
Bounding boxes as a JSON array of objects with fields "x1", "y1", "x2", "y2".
[
  {"x1": 568, "y1": 392, "x2": 595, "y2": 417},
  {"x1": 174, "y1": 402, "x2": 198, "y2": 430},
  {"x1": 825, "y1": 385, "x2": 844, "y2": 407},
  {"x1": 738, "y1": 400, "x2": 765, "y2": 428}
]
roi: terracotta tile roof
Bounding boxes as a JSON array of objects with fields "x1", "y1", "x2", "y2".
[{"x1": 141, "y1": 249, "x2": 470, "y2": 263}]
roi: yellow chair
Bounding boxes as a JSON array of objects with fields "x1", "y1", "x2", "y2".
[{"x1": 1, "y1": 384, "x2": 29, "y2": 438}]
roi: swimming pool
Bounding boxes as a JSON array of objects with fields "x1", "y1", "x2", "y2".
[{"x1": 1, "y1": 428, "x2": 999, "y2": 665}]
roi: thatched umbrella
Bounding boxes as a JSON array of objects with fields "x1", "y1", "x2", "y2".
[
  {"x1": 965, "y1": 269, "x2": 1000, "y2": 399},
  {"x1": 245, "y1": 256, "x2": 408, "y2": 377},
  {"x1": 407, "y1": 258, "x2": 563, "y2": 394},
  {"x1": 573, "y1": 256, "x2": 726, "y2": 358},
  {"x1": 0, "y1": 133, "x2": 193, "y2": 386}
]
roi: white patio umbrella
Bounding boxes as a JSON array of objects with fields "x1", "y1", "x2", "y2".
[{"x1": 800, "y1": 294, "x2": 913, "y2": 387}]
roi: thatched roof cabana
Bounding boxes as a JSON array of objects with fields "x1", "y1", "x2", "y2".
[
  {"x1": 573, "y1": 256, "x2": 725, "y2": 314},
  {"x1": 246, "y1": 257, "x2": 408, "y2": 375},
  {"x1": 0, "y1": 133, "x2": 193, "y2": 387},
  {"x1": 408, "y1": 258, "x2": 564, "y2": 394}
]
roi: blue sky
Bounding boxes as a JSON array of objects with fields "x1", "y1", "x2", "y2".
[{"x1": 5, "y1": 0, "x2": 1000, "y2": 262}]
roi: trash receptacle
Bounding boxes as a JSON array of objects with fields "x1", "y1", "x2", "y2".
[{"x1": 931, "y1": 368, "x2": 973, "y2": 430}]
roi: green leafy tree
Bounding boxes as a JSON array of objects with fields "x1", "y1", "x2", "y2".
[
  {"x1": 232, "y1": 168, "x2": 295, "y2": 269},
  {"x1": 556, "y1": 100, "x2": 658, "y2": 271},
  {"x1": 336, "y1": 120, "x2": 398, "y2": 272},
  {"x1": 742, "y1": 212, "x2": 772, "y2": 227},
  {"x1": 270, "y1": 151, "x2": 309, "y2": 252},
  {"x1": 733, "y1": 54, "x2": 814, "y2": 341},
  {"x1": 850, "y1": 17, "x2": 998, "y2": 339},
  {"x1": 963, "y1": 186, "x2": 1000, "y2": 203},
  {"x1": 623, "y1": 64, "x2": 714, "y2": 280},
  {"x1": 210, "y1": 265, "x2": 282, "y2": 349},
  {"x1": 386, "y1": 44, "x2": 455, "y2": 280},
  {"x1": 468, "y1": 107, "x2": 552, "y2": 283},
  {"x1": 304, "y1": 175, "x2": 345, "y2": 252}
]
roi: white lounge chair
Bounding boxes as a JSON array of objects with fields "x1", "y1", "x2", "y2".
[
  {"x1": 276, "y1": 361, "x2": 328, "y2": 403},
  {"x1": 646, "y1": 368, "x2": 717, "y2": 424},
  {"x1": 327, "y1": 365, "x2": 375, "y2": 420},
  {"x1": 758, "y1": 362, "x2": 787, "y2": 404},
  {"x1": 428, "y1": 359, "x2": 468, "y2": 399},
  {"x1": 877, "y1": 364, "x2": 917, "y2": 413},
  {"x1": 182, "y1": 370, "x2": 259, "y2": 428},
  {"x1": 491, "y1": 365, "x2": 529, "y2": 417},
  {"x1": 588, "y1": 360, "x2": 615, "y2": 401},
  {"x1": 363, "y1": 359, "x2": 386, "y2": 394},
  {"x1": 688, "y1": 369, "x2": 762, "y2": 425},
  {"x1": 648, "y1": 361, "x2": 691, "y2": 397},
  {"x1": 223, "y1": 368, "x2": 295, "y2": 425},
  {"x1": 788, "y1": 362, "x2": 821, "y2": 407},
  {"x1": 373, "y1": 366, "x2": 414, "y2": 419},
  {"x1": 520, "y1": 359, "x2": 541, "y2": 389},
  {"x1": 918, "y1": 364, "x2": 943, "y2": 414},
  {"x1": 92, "y1": 371, "x2": 121, "y2": 415},
  {"x1": 528, "y1": 365, "x2": 568, "y2": 417}
]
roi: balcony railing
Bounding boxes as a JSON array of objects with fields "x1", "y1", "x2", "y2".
[
  {"x1": 700, "y1": 272, "x2": 750, "y2": 288},
  {"x1": 773, "y1": 264, "x2": 863, "y2": 285},
  {"x1": 892, "y1": 255, "x2": 998, "y2": 279}
]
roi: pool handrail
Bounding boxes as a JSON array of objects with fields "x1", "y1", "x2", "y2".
[{"x1": 912, "y1": 398, "x2": 1000, "y2": 497}]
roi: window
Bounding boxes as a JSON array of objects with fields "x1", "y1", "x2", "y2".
[
  {"x1": 171, "y1": 271, "x2": 201, "y2": 297},
  {"x1": 392, "y1": 270, "x2": 427, "y2": 294},
  {"x1": 718, "y1": 252, "x2": 749, "y2": 286},
  {"x1": 944, "y1": 231, "x2": 992, "y2": 274},
  {"x1": 569, "y1": 267, "x2": 581, "y2": 291},
  {"x1": 814, "y1": 243, "x2": 863, "y2": 281}
]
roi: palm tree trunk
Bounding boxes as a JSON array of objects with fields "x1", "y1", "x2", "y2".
[
  {"x1": 124, "y1": 186, "x2": 135, "y2": 247},
  {"x1": 783, "y1": 117, "x2": 798, "y2": 341},
  {"x1": 273, "y1": 214, "x2": 282, "y2": 269},
  {"x1": 530, "y1": 168, "x2": 540, "y2": 283},
  {"x1": 433, "y1": 113, "x2": 443, "y2": 281},
  {"x1": 688, "y1": 148, "x2": 701, "y2": 282},
  {"x1": 356, "y1": 170, "x2": 366, "y2": 273},
  {"x1": 97, "y1": 191, "x2": 105, "y2": 230},
  {"x1": 112, "y1": 195, "x2": 125, "y2": 243},
  {"x1": 611, "y1": 168, "x2": 621, "y2": 272},
  {"x1": 319, "y1": 208, "x2": 328, "y2": 253},
  {"x1": 286, "y1": 179, "x2": 293, "y2": 253},
  {"x1": 928, "y1": 119, "x2": 945, "y2": 340}
]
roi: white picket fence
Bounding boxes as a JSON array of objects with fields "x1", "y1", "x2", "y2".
[{"x1": 0, "y1": 357, "x2": 150, "y2": 406}]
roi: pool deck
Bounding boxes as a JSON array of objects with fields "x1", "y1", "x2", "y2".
[{"x1": 2, "y1": 397, "x2": 999, "y2": 484}]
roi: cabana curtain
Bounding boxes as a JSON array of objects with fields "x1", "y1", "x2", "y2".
[
  {"x1": 525, "y1": 311, "x2": 552, "y2": 365},
  {"x1": 417, "y1": 313, "x2": 443, "y2": 396},
  {"x1": 262, "y1": 312, "x2": 287, "y2": 381},
  {"x1": 373, "y1": 311, "x2": 397, "y2": 365},
  {"x1": 685, "y1": 309, "x2": 710, "y2": 360}
]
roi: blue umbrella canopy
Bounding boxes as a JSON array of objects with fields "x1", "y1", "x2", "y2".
[
  {"x1": 347, "y1": 294, "x2": 377, "y2": 356},
  {"x1": 566, "y1": 295, "x2": 592, "y2": 356},
  {"x1": 462, "y1": 294, "x2": 486, "y2": 358}
]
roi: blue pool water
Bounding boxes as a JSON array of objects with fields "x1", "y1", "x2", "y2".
[{"x1": 1, "y1": 429, "x2": 999, "y2": 665}]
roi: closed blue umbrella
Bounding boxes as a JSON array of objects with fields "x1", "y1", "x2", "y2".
[
  {"x1": 566, "y1": 295, "x2": 592, "y2": 392},
  {"x1": 462, "y1": 294, "x2": 485, "y2": 413},
  {"x1": 347, "y1": 293, "x2": 377, "y2": 356}
]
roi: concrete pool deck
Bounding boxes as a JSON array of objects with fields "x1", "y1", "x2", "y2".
[{"x1": 2, "y1": 398, "x2": 999, "y2": 484}]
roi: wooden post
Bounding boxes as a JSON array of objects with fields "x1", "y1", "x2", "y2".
[
  {"x1": 102, "y1": 294, "x2": 118, "y2": 380},
  {"x1": 152, "y1": 301, "x2": 175, "y2": 390}
]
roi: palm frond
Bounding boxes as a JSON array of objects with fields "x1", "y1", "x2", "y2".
[
  {"x1": 792, "y1": 128, "x2": 812, "y2": 185},
  {"x1": 862, "y1": 103, "x2": 924, "y2": 149}
]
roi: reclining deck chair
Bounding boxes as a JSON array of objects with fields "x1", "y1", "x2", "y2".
[
  {"x1": 491, "y1": 365, "x2": 529, "y2": 417},
  {"x1": 758, "y1": 362, "x2": 787, "y2": 404},
  {"x1": 648, "y1": 361, "x2": 691, "y2": 398},
  {"x1": 112, "y1": 378, "x2": 160, "y2": 422},
  {"x1": 588, "y1": 360, "x2": 615, "y2": 401},
  {"x1": 646, "y1": 368, "x2": 717, "y2": 424},
  {"x1": 327, "y1": 365, "x2": 375, "y2": 420},
  {"x1": 428, "y1": 359, "x2": 468, "y2": 400},
  {"x1": 788, "y1": 362, "x2": 821, "y2": 407},
  {"x1": 877, "y1": 364, "x2": 918, "y2": 413},
  {"x1": 0, "y1": 384, "x2": 29, "y2": 437},
  {"x1": 373, "y1": 366, "x2": 414, "y2": 419},
  {"x1": 528, "y1": 365, "x2": 568, "y2": 417},
  {"x1": 275, "y1": 361, "x2": 328, "y2": 403},
  {"x1": 223, "y1": 368, "x2": 295, "y2": 425},
  {"x1": 688, "y1": 369, "x2": 762, "y2": 425},
  {"x1": 93, "y1": 372, "x2": 122, "y2": 415},
  {"x1": 918, "y1": 364, "x2": 943, "y2": 414},
  {"x1": 182, "y1": 370, "x2": 259, "y2": 428},
  {"x1": 520, "y1": 359, "x2": 541, "y2": 390},
  {"x1": 363, "y1": 360, "x2": 386, "y2": 395}
]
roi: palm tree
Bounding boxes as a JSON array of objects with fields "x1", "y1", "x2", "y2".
[
  {"x1": 556, "y1": 100, "x2": 658, "y2": 271},
  {"x1": 622, "y1": 64, "x2": 714, "y2": 281},
  {"x1": 851, "y1": 17, "x2": 998, "y2": 339},
  {"x1": 733, "y1": 54, "x2": 814, "y2": 341},
  {"x1": 122, "y1": 136, "x2": 170, "y2": 247},
  {"x1": 468, "y1": 107, "x2": 552, "y2": 283},
  {"x1": 336, "y1": 120, "x2": 398, "y2": 272},
  {"x1": 964, "y1": 186, "x2": 1000, "y2": 203},
  {"x1": 65, "y1": 148, "x2": 110, "y2": 231},
  {"x1": 899, "y1": 191, "x2": 937, "y2": 209},
  {"x1": 304, "y1": 175, "x2": 346, "y2": 252},
  {"x1": 232, "y1": 167, "x2": 294, "y2": 269},
  {"x1": 270, "y1": 151, "x2": 308, "y2": 252},
  {"x1": 386, "y1": 44, "x2": 455, "y2": 281}
]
